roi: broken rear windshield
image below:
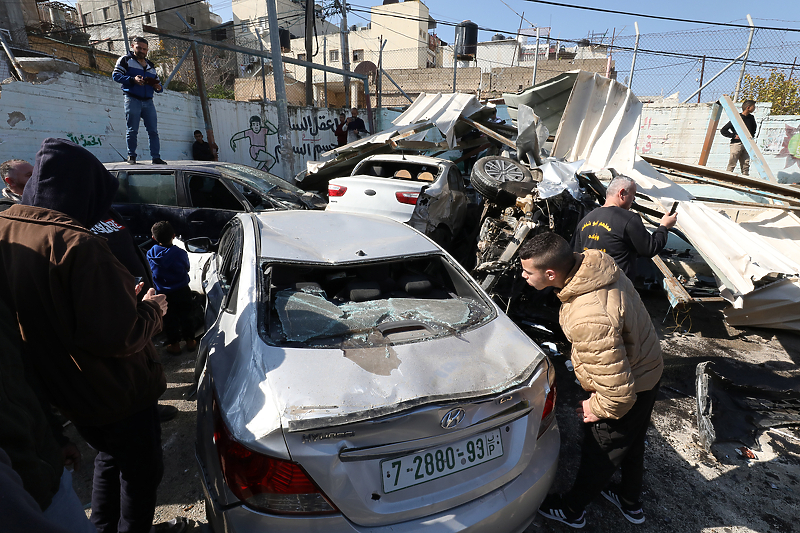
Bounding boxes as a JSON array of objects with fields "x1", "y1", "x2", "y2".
[{"x1": 261, "y1": 255, "x2": 494, "y2": 348}]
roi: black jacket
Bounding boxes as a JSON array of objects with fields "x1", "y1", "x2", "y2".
[
  {"x1": 574, "y1": 205, "x2": 669, "y2": 280},
  {"x1": 721, "y1": 113, "x2": 757, "y2": 144}
]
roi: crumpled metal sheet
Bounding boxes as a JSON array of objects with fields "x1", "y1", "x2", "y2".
[
  {"x1": 554, "y1": 71, "x2": 800, "y2": 328},
  {"x1": 305, "y1": 93, "x2": 486, "y2": 179}
]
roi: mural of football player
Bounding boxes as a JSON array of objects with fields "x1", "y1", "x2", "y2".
[{"x1": 230, "y1": 115, "x2": 278, "y2": 171}]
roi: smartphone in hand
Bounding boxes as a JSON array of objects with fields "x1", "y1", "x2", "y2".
[{"x1": 669, "y1": 201, "x2": 678, "y2": 215}]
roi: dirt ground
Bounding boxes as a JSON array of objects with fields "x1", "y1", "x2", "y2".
[{"x1": 67, "y1": 291, "x2": 800, "y2": 533}]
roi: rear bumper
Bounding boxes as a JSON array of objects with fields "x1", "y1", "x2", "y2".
[{"x1": 197, "y1": 422, "x2": 559, "y2": 533}]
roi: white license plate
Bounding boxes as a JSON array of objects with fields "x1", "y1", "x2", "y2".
[{"x1": 381, "y1": 429, "x2": 504, "y2": 493}]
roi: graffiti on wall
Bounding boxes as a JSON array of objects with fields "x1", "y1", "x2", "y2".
[
  {"x1": 776, "y1": 124, "x2": 800, "y2": 169},
  {"x1": 230, "y1": 116, "x2": 278, "y2": 171},
  {"x1": 66, "y1": 133, "x2": 103, "y2": 147}
]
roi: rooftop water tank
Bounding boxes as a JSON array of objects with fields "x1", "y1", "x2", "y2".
[{"x1": 455, "y1": 20, "x2": 478, "y2": 60}]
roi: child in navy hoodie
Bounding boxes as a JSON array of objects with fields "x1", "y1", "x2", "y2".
[{"x1": 147, "y1": 221, "x2": 197, "y2": 354}]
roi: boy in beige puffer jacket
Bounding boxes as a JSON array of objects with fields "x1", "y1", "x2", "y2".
[{"x1": 520, "y1": 232, "x2": 663, "y2": 529}]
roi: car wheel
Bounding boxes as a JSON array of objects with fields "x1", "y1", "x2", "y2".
[{"x1": 470, "y1": 156, "x2": 533, "y2": 201}]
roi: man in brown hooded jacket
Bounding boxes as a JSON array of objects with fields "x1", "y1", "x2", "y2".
[
  {"x1": 519, "y1": 232, "x2": 663, "y2": 529},
  {"x1": 0, "y1": 138, "x2": 171, "y2": 533}
]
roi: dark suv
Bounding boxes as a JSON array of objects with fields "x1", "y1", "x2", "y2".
[{"x1": 105, "y1": 161, "x2": 324, "y2": 243}]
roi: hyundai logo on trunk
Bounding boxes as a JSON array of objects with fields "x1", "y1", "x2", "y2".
[{"x1": 441, "y1": 408, "x2": 466, "y2": 429}]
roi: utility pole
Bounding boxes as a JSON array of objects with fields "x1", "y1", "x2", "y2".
[
  {"x1": 116, "y1": 0, "x2": 130, "y2": 53},
  {"x1": 697, "y1": 55, "x2": 706, "y2": 103},
  {"x1": 532, "y1": 27, "x2": 539, "y2": 86},
  {"x1": 339, "y1": 0, "x2": 351, "y2": 109},
  {"x1": 305, "y1": 0, "x2": 314, "y2": 105},
  {"x1": 266, "y1": 0, "x2": 296, "y2": 180},
  {"x1": 323, "y1": 35, "x2": 328, "y2": 107},
  {"x1": 377, "y1": 37, "x2": 385, "y2": 110}
]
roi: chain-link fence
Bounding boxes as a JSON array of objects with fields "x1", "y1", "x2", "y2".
[
  {"x1": 3, "y1": 12, "x2": 799, "y2": 113},
  {"x1": 611, "y1": 26, "x2": 800, "y2": 103}
]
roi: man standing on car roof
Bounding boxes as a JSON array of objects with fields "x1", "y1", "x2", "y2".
[
  {"x1": 519, "y1": 232, "x2": 663, "y2": 528},
  {"x1": 113, "y1": 36, "x2": 166, "y2": 165},
  {"x1": 573, "y1": 174, "x2": 677, "y2": 281}
]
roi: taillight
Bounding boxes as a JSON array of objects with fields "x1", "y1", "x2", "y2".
[
  {"x1": 537, "y1": 381, "x2": 557, "y2": 439},
  {"x1": 395, "y1": 191, "x2": 419, "y2": 205},
  {"x1": 212, "y1": 396, "x2": 337, "y2": 515},
  {"x1": 328, "y1": 184, "x2": 347, "y2": 197}
]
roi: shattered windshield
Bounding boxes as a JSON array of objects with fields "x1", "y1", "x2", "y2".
[
  {"x1": 218, "y1": 164, "x2": 308, "y2": 210},
  {"x1": 262, "y1": 256, "x2": 494, "y2": 347}
]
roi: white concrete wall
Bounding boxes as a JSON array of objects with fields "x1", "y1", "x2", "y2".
[
  {"x1": 638, "y1": 102, "x2": 800, "y2": 184},
  {"x1": 0, "y1": 71, "x2": 346, "y2": 181}
]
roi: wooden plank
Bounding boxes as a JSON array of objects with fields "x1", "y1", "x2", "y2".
[
  {"x1": 642, "y1": 154, "x2": 800, "y2": 200},
  {"x1": 698, "y1": 102, "x2": 722, "y2": 166},
  {"x1": 459, "y1": 117, "x2": 517, "y2": 150},
  {"x1": 650, "y1": 166, "x2": 800, "y2": 207},
  {"x1": 651, "y1": 255, "x2": 693, "y2": 309}
]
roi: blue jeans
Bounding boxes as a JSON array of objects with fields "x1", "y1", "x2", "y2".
[
  {"x1": 42, "y1": 468, "x2": 97, "y2": 533},
  {"x1": 124, "y1": 95, "x2": 160, "y2": 159}
]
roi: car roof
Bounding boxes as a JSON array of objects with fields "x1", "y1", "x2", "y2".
[
  {"x1": 360, "y1": 154, "x2": 450, "y2": 166},
  {"x1": 255, "y1": 211, "x2": 440, "y2": 263},
  {"x1": 104, "y1": 160, "x2": 228, "y2": 172}
]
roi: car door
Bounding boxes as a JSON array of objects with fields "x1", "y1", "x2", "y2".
[
  {"x1": 113, "y1": 170, "x2": 187, "y2": 243},
  {"x1": 204, "y1": 219, "x2": 244, "y2": 325},
  {"x1": 182, "y1": 172, "x2": 247, "y2": 241}
]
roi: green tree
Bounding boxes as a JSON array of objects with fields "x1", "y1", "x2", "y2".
[{"x1": 741, "y1": 69, "x2": 800, "y2": 115}]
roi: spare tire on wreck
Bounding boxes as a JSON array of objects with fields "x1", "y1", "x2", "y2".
[{"x1": 470, "y1": 156, "x2": 534, "y2": 201}]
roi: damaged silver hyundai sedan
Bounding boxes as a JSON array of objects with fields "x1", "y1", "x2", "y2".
[{"x1": 194, "y1": 210, "x2": 559, "y2": 533}]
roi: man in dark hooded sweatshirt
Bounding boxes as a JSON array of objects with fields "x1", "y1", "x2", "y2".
[{"x1": 0, "y1": 138, "x2": 179, "y2": 533}]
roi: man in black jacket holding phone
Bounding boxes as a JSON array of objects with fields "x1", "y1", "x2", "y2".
[{"x1": 574, "y1": 175, "x2": 678, "y2": 281}]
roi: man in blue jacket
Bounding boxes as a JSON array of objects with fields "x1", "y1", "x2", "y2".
[{"x1": 113, "y1": 37, "x2": 166, "y2": 165}]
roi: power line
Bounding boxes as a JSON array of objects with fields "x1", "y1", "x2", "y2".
[{"x1": 521, "y1": 1, "x2": 800, "y2": 33}]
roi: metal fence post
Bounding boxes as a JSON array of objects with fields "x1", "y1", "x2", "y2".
[
  {"x1": 532, "y1": 27, "x2": 539, "y2": 86},
  {"x1": 733, "y1": 14, "x2": 755, "y2": 102},
  {"x1": 266, "y1": 0, "x2": 295, "y2": 180},
  {"x1": 629, "y1": 21, "x2": 640, "y2": 90},
  {"x1": 256, "y1": 28, "x2": 267, "y2": 103},
  {"x1": 116, "y1": 0, "x2": 130, "y2": 53}
]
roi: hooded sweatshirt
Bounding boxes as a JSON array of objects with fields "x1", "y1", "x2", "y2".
[
  {"x1": 557, "y1": 250, "x2": 663, "y2": 420},
  {"x1": 0, "y1": 138, "x2": 166, "y2": 426},
  {"x1": 147, "y1": 244, "x2": 190, "y2": 293}
]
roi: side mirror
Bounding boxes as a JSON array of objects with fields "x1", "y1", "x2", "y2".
[{"x1": 185, "y1": 237, "x2": 215, "y2": 253}]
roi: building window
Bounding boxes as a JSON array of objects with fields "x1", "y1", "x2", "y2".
[
  {"x1": 188, "y1": 16, "x2": 196, "y2": 25},
  {"x1": 240, "y1": 20, "x2": 247, "y2": 33},
  {"x1": 353, "y1": 49, "x2": 364, "y2": 62},
  {"x1": 258, "y1": 16, "x2": 267, "y2": 30},
  {"x1": 102, "y1": 7, "x2": 110, "y2": 20},
  {"x1": 107, "y1": 41, "x2": 114, "y2": 51},
  {"x1": 329, "y1": 49, "x2": 338, "y2": 62},
  {"x1": 297, "y1": 53, "x2": 306, "y2": 61},
  {"x1": 82, "y1": 12, "x2": 93, "y2": 26}
]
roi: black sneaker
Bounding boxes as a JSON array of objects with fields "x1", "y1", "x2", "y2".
[
  {"x1": 152, "y1": 158, "x2": 167, "y2": 164},
  {"x1": 538, "y1": 494, "x2": 586, "y2": 529},
  {"x1": 601, "y1": 487, "x2": 645, "y2": 524},
  {"x1": 128, "y1": 156, "x2": 136, "y2": 164}
]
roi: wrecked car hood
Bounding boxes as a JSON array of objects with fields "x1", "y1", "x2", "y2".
[{"x1": 215, "y1": 312, "x2": 545, "y2": 439}]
